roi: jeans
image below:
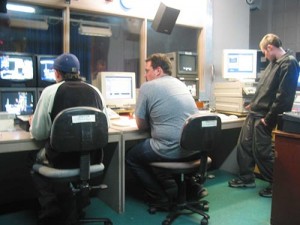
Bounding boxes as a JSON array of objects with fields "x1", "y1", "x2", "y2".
[{"x1": 125, "y1": 139, "x2": 177, "y2": 202}]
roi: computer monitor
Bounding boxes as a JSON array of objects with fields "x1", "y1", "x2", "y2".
[
  {"x1": 0, "y1": 52, "x2": 37, "y2": 87},
  {"x1": 0, "y1": 88, "x2": 36, "y2": 115},
  {"x1": 222, "y1": 49, "x2": 258, "y2": 81},
  {"x1": 297, "y1": 71, "x2": 300, "y2": 91},
  {"x1": 37, "y1": 55, "x2": 57, "y2": 87},
  {"x1": 100, "y1": 72, "x2": 136, "y2": 109},
  {"x1": 166, "y1": 51, "x2": 198, "y2": 78}
]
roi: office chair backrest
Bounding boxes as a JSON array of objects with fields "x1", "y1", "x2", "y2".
[
  {"x1": 50, "y1": 106, "x2": 108, "y2": 152},
  {"x1": 180, "y1": 114, "x2": 221, "y2": 153}
]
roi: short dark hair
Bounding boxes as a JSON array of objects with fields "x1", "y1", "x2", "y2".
[{"x1": 146, "y1": 53, "x2": 172, "y2": 75}]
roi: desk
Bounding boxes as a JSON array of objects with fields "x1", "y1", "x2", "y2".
[
  {"x1": 0, "y1": 116, "x2": 245, "y2": 214},
  {"x1": 0, "y1": 128, "x2": 124, "y2": 213},
  {"x1": 271, "y1": 130, "x2": 300, "y2": 225}
]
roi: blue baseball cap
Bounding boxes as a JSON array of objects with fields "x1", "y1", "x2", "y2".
[{"x1": 53, "y1": 53, "x2": 80, "y2": 73}]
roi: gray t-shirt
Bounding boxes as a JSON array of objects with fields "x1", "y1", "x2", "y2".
[{"x1": 135, "y1": 75, "x2": 199, "y2": 159}]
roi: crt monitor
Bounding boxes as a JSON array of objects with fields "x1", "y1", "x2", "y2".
[
  {"x1": 222, "y1": 49, "x2": 258, "y2": 81},
  {"x1": 0, "y1": 52, "x2": 37, "y2": 87},
  {"x1": 100, "y1": 72, "x2": 136, "y2": 109},
  {"x1": 166, "y1": 51, "x2": 198, "y2": 77},
  {"x1": 0, "y1": 88, "x2": 36, "y2": 115},
  {"x1": 37, "y1": 55, "x2": 57, "y2": 87},
  {"x1": 177, "y1": 51, "x2": 198, "y2": 75},
  {"x1": 297, "y1": 71, "x2": 300, "y2": 91}
]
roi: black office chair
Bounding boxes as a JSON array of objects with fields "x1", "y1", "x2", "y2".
[
  {"x1": 149, "y1": 114, "x2": 221, "y2": 225},
  {"x1": 32, "y1": 106, "x2": 113, "y2": 225}
]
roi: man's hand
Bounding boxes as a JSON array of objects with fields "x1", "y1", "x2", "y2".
[{"x1": 261, "y1": 118, "x2": 267, "y2": 126}]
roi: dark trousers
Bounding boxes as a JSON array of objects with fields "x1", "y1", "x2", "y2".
[
  {"x1": 31, "y1": 172, "x2": 79, "y2": 224},
  {"x1": 237, "y1": 114, "x2": 275, "y2": 183},
  {"x1": 125, "y1": 139, "x2": 177, "y2": 202}
]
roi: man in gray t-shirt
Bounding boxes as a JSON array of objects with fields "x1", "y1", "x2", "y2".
[{"x1": 126, "y1": 53, "x2": 199, "y2": 207}]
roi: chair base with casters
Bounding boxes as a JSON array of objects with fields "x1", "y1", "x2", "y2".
[
  {"x1": 148, "y1": 114, "x2": 221, "y2": 225},
  {"x1": 32, "y1": 162, "x2": 113, "y2": 225},
  {"x1": 149, "y1": 157, "x2": 211, "y2": 225}
]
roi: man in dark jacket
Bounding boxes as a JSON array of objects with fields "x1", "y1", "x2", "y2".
[{"x1": 228, "y1": 33, "x2": 300, "y2": 197}]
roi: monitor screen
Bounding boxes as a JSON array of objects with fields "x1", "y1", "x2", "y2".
[
  {"x1": 297, "y1": 71, "x2": 300, "y2": 91},
  {"x1": 222, "y1": 49, "x2": 257, "y2": 81},
  {"x1": 100, "y1": 72, "x2": 136, "y2": 109},
  {"x1": 0, "y1": 88, "x2": 36, "y2": 115},
  {"x1": 0, "y1": 52, "x2": 36, "y2": 87},
  {"x1": 37, "y1": 55, "x2": 57, "y2": 87},
  {"x1": 177, "y1": 51, "x2": 197, "y2": 75}
]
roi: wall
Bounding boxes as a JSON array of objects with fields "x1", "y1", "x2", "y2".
[
  {"x1": 250, "y1": 0, "x2": 300, "y2": 54},
  {"x1": 12, "y1": 0, "x2": 252, "y2": 103},
  {"x1": 202, "y1": 0, "x2": 250, "y2": 104},
  {"x1": 15, "y1": 0, "x2": 207, "y2": 28}
]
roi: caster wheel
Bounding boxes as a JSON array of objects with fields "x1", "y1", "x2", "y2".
[
  {"x1": 104, "y1": 222, "x2": 113, "y2": 225},
  {"x1": 200, "y1": 218, "x2": 208, "y2": 225},
  {"x1": 162, "y1": 219, "x2": 171, "y2": 225},
  {"x1": 203, "y1": 204, "x2": 209, "y2": 212},
  {"x1": 148, "y1": 207, "x2": 157, "y2": 214}
]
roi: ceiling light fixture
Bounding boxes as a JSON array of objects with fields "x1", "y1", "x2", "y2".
[
  {"x1": 6, "y1": 3, "x2": 35, "y2": 13},
  {"x1": 9, "y1": 18, "x2": 49, "y2": 30},
  {"x1": 78, "y1": 24, "x2": 112, "y2": 37}
]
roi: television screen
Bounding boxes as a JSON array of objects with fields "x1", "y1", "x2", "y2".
[
  {"x1": 0, "y1": 52, "x2": 36, "y2": 87},
  {"x1": 297, "y1": 71, "x2": 300, "y2": 91},
  {"x1": 0, "y1": 88, "x2": 36, "y2": 115},
  {"x1": 222, "y1": 49, "x2": 258, "y2": 81},
  {"x1": 37, "y1": 55, "x2": 57, "y2": 87},
  {"x1": 177, "y1": 51, "x2": 197, "y2": 75},
  {"x1": 100, "y1": 72, "x2": 136, "y2": 109}
]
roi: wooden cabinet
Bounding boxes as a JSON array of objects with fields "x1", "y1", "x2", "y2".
[{"x1": 271, "y1": 131, "x2": 300, "y2": 225}]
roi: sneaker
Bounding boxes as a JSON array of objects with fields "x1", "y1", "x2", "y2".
[
  {"x1": 259, "y1": 186, "x2": 272, "y2": 198},
  {"x1": 228, "y1": 178, "x2": 256, "y2": 188}
]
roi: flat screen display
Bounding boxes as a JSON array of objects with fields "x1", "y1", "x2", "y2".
[{"x1": 0, "y1": 52, "x2": 36, "y2": 87}]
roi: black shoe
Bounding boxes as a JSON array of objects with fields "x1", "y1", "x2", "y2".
[
  {"x1": 259, "y1": 185, "x2": 272, "y2": 198},
  {"x1": 228, "y1": 178, "x2": 256, "y2": 188}
]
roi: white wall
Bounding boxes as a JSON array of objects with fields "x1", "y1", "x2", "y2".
[
  {"x1": 15, "y1": 0, "x2": 207, "y2": 28},
  {"x1": 200, "y1": 0, "x2": 250, "y2": 104}
]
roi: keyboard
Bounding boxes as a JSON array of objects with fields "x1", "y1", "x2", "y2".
[
  {"x1": 107, "y1": 108, "x2": 120, "y2": 119},
  {"x1": 111, "y1": 120, "x2": 132, "y2": 127},
  {"x1": 17, "y1": 115, "x2": 31, "y2": 122}
]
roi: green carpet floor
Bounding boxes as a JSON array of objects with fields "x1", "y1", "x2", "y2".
[{"x1": 0, "y1": 170, "x2": 272, "y2": 225}]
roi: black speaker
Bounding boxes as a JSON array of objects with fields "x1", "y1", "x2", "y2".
[
  {"x1": 0, "y1": 0, "x2": 7, "y2": 13},
  {"x1": 151, "y1": 3, "x2": 180, "y2": 35}
]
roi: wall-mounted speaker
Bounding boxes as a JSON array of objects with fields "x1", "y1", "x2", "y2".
[
  {"x1": 151, "y1": 3, "x2": 180, "y2": 35},
  {"x1": 0, "y1": 0, "x2": 7, "y2": 13}
]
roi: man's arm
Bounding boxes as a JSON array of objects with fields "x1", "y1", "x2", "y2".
[{"x1": 136, "y1": 116, "x2": 150, "y2": 131}]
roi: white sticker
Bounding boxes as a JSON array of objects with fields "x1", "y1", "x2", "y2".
[
  {"x1": 202, "y1": 120, "x2": 217, "y2": 127},
  {"x1": 72, "y1": 115, "x2": 96, "y2": 124}
]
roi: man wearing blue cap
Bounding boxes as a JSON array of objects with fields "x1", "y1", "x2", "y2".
[{"x1": 29, "y1": 53, "x2": 109, "y2": 224}]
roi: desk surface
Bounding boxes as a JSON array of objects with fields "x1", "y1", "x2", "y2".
[
  {"x1": 110, "y1": 115, "x2": 245, "y2": 131},
  {"x1": 0, "y1": 127, "x2": 121, "y2": 153}
]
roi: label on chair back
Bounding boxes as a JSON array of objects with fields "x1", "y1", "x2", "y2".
[
  {"x1": 72, "y1": 114, "x2": 96, "y2": 123},
  {"x1": 202, "y1": 120, "x2": 217, "y2": 127}
]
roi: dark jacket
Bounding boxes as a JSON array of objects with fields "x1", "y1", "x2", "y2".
[{"x1": 250, "y1": 53, "x2": 299, "y2": 129}]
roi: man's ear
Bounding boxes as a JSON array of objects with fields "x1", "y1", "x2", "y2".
[{"x1": 54, "y1": 70, "x2": 62, "y2": 81}]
